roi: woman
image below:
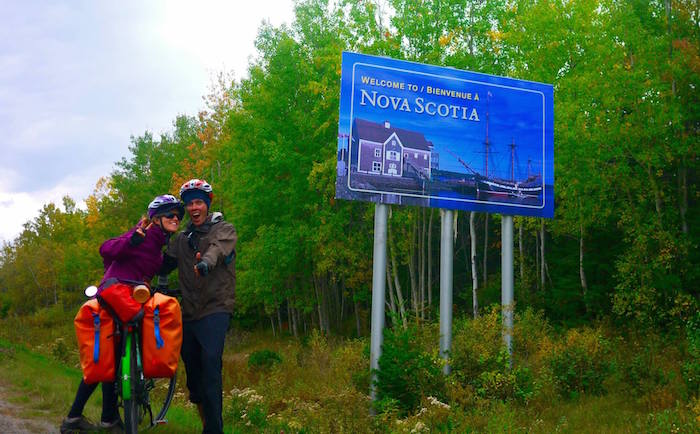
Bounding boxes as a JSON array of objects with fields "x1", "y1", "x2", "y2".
[{"x1": 60, "y1": 195, "x2": 184, "y2": 433}]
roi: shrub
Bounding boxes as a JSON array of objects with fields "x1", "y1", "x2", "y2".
[
  {"x1": 374, "y1": 325, "x2": 445, "y2": 415},
  {"x1": 450, "y1": 307, "x2": 503, "y2": 384},
  {"x1": 548, "y1": 327, "x2": 613, "y2": 398},
  {"x1": 682, "y1": 312, "x2": 700, "y2": 397},
  {"x1": 223, "y1": 387, "x2": 268, "y2": 431},
  {"x1": 449, "y1": 307, "x2": 535, "y2": 403},
  {"x1": 248, "y1": 349, "x2": 282, "y2": 371},
  {"x1": 51, "y1": 337, "x2": 71, "y2": 364},
  {"x1": 623, "y1": 351, "x2": 669, "y2": 396}
]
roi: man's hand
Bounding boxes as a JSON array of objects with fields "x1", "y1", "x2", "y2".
[
  {"x1": 130, "y1": 218, "x2": 153, "y2": 246},
  {"x1": 194, "y1": 252, "x2": 210, "y2": 276}
]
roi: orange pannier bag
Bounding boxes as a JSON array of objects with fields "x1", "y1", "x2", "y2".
[
  {"x1": 74, "y1": 299, "x2": 116, "y2": 383},
  {"x1": 142, "y1": 293, "x2": 182, "y2": 378}
]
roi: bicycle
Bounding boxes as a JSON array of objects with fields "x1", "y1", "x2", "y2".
[{"x1": 86, "y1": 283, "x2": 181, "y2": 433}]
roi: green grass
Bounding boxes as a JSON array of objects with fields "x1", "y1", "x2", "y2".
[
  {"x1": 0, "y1": 306, "x2": 698, "y2": 433},
  {"x1": 0, "y1": 339, "x2": 93, "y2": 425}
]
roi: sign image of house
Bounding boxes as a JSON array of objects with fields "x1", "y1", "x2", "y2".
[{"x1": 352, "y1": 118, "x2": 433, "y2": 181}]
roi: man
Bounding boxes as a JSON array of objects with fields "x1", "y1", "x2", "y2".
[{"x1": 160, "y1": 179, "x2": 236, "y2": 434}]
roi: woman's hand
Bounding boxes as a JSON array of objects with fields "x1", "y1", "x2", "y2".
[{"x1": 130, "y1": 218, "x2": 153, "y2": 246}]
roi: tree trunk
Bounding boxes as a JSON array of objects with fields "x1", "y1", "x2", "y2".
[
  {"x1": 314, "y1": 274, "x2": 327, "y2": 334},
  {"x1": 535, "y1": 225, "x2": 541, "y2": 291},
  {"x1": 270, "y1": 315, "x2": 276, "y2": 337},
  {"x1": 460, "y1": 213, "x2": 470, "y2": 313},
  {"x1": 519, "y1": 218, "x2": 524, "y2": 284},
  {"x1": 540, "y1": 219, "x2": 546, "y2": 290},
  {"x1": 277, "y1": 305, "x2": 283, "y2": 335},
  {"x1": 470, "y1": 211, "x2": 479, "y2": 318},
  {"x1": 287, "y1": 299, "x2": 294, "y2": 337},
  {"x1": 420, "y1": 208, "x2": 426, "y2": 320},
  {"x1": 483, "y1": 213, "x2": 489, "y2": 289},
  {"x1": 287, "y1": 299, "x2": 299, "y2": 338},
  {"x1": 386, "y1": 261, "x2": 398, "y2": 322},
  {"x1": 388, "y1": 224, "x2": 408, "y2": 329},
  {"x1": 340, "y1": 281, "x2": 346, "y2": 325},
  {"x1": 679, "y1": 162, "x2": 688, "y2": 234},
  {"x1": 648, "y1": 164, "x2": 664, "y2": 227},
  {"x1": 409, "y1": 214, "x2": 418, "y2": 318},
  {"x1": 353, "y1": 288, "x2": 362, "y2": 337},
  {"x1": 427, "y1": 208, "x2": 434, "y2": 317},
  {"x1": 323, "y1": 275, "x2": 332, "y2": 333}
]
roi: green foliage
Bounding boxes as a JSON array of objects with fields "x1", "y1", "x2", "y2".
[
  {"x1": 449, "y1": 307, "x2": 535, "y2": 403},
  {"x1": 548, "y1": 328, "x2": 614, "y2": 398},
  {"x1": 682, "y1": 312, "x2": 700, "y2": 397},
  {"x1": 248, "y1": 349, "x2": 283, "y2": 371},
  {"x1": 375, "y1": 325, "x2": 446, "y2": 415},
  {"x1": 224, "y1": 388, "x2": 269, "y2": 431},
  {"x1": 618, "y1": 335, "x2": 672, "y2": 400}
]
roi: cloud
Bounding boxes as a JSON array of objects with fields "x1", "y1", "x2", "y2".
[
  {"x1": 0, "y1": 165, "x2": 110, "y2": 244},
  {"x1": 0, "y1": 0, "x2": 295, "y2": 242}
]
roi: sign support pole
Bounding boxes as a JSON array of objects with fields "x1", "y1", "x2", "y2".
[
  {"x1": 501, "y1": 214, "x2": 514, "y2": 367},
  {"x1": 439, "y1": 209, "x2": 454, "y2": 375},
  {"x1": 369, "y1": 203, "x2": 388, "y2": 402}
]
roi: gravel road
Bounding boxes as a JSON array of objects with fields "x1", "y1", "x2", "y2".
[{"x1": 0, "y1": 383, "x2": 59, "y2": 434}]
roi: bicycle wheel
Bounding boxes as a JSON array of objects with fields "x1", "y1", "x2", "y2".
[
  {"x1": 123, "y1": 334, "x2": 141, "y2": 434},
  {"x1": 147, "y1": 373, "x2": 177, "y2": 424},
  {"x1": 124, "y1": 395, "x2": 140, "y2": 434}
]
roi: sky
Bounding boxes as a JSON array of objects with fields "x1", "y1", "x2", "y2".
[{"x1": 0, "y1": 0, "x2": 295, "y2": 244}]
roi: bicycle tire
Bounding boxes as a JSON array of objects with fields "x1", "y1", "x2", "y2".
[
  {"x1": 124, "y1": 396, "x2": 139, "y2": 434},
  {"x1": 151, "y1": 373, "x2": 177, "y2": 424},
  {"x1": 124, "y1": 335, "x2": 141, "y2": 434},
  {"x1": 121, "y1": 339, "x2": 178, "y2": 430}
]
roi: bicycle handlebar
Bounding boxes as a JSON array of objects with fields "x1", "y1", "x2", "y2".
[{"x1": 154, "y1": 287, "x2": 181, "y2": 298}]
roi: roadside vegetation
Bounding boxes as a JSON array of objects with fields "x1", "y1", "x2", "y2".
[{"x1": 1, "y1": 304, "x2": 697, "y2": 433}]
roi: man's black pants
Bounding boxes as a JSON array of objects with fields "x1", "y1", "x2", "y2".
[{"x1": 181, "y1": 312, "x2": 230, "y2": 434}]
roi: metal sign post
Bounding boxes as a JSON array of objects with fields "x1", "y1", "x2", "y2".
[
  {"x1": 439, "y1": 209, "x2": 454, "y2": 374},
  {"x1": 501, "y1": 215, "x2": 514, "y2": 366},
  {"x1": 369, "y1": 203, "x2": 388, "y2": 402}
]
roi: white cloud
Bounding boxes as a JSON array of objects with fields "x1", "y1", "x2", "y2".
[
  {"x1": 0, "y1": 1, "x2": 296, "y2": 243},
  {"x1": 0, "y1": 163, "x2": 116, "y2": 244}
]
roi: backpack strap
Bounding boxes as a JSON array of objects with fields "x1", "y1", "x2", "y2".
[
  {"x1": 154, "y1": 306, "x2": 164, "y2": 349},
  {"x1": 92, "y1": 311, "x2": 100, "y2": 363}
]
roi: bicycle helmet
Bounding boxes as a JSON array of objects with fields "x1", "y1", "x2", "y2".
[
  {"x1": 148, "y1": 194, "x2": 185, "y2": 219},
  {"x1": 179, "y1": 179, "x2": 213, "y2": 208}
]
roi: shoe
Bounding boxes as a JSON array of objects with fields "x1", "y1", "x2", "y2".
[
  {"x1": 60, "y1": 415, "x2": 99, "y2": 433},
  {"x1": 99, "y1": 418, "x2": 124, "y2": 433}
]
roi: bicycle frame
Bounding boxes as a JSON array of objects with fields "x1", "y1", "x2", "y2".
[{"x1": 96, "y1": 284, "x2": 178, "y2": 434}]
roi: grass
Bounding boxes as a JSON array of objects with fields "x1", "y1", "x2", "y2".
[{"x1": 0, "y1": 304, "x2": 698, "y2": 433}]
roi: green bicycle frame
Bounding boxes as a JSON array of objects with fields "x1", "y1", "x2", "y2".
[
  {"x1": 121, "y1": 333, "x2": 132, "y2": 400},
  {"x1": 121, "y1": 328, "x2": 144, "y2": 401}
]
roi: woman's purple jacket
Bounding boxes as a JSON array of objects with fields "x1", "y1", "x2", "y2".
[{"x1": 99, "y1": 224, "x2": 167, "y2": 288}]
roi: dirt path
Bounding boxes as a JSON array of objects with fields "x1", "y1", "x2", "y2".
[{"x1": 0, "y1": 383, "x2": 59, "y2": 434}]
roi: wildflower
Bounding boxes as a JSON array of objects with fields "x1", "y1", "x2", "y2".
[
  {"x1": 427, "y1": 396, "x2": 450, "y2": 409},
  {"x1": 411, "y1": 421, "x2": 428, "y2": 433}
]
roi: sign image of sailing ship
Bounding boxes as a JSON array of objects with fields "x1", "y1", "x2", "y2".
[
  {"x1": 438, "y1": 101, "x2": 544, "y2": 202},
  {"x1": 473, "y1": 134, "x2": 543, "y2": 200}
]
